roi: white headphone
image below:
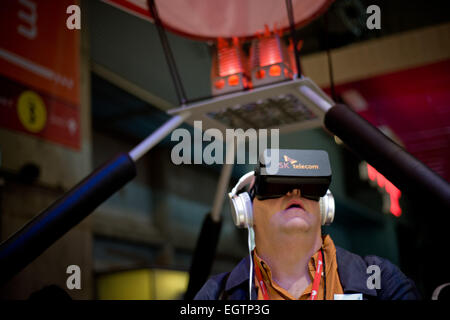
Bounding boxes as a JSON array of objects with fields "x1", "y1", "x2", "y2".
[{"x1": 228, "y1": 171, "x2": 335, "y2": 229}]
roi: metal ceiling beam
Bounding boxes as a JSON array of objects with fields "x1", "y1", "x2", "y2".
[{"x1": 91, "y1": 62, "x2": 175, "y2": 111}]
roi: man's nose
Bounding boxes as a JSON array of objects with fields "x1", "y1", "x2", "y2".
[{"x1": 286, "y1": 189, "x2": 301, "y2": 197}]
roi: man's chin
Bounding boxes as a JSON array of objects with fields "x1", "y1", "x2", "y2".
[{"x1": 279, "y1": 217, "x2": 312, "y2": 234}]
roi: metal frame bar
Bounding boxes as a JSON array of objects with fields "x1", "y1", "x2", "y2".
[
  {"x1": 129, "y1": 111, "x2": 190, "y2": 161},
  {"x1": 147, "y1": 0, "x2": 187, "y2": 105},
  {"x1": 285, "y1": 0, "x2": 303, "y2": 77}
]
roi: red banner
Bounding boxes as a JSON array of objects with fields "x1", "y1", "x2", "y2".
[
  {"x1": 0, "y1": 76, "x2": 80, "y2": 149},
  {"x1": 0, "y1": 0, "x2": 80, "y2": 149}
]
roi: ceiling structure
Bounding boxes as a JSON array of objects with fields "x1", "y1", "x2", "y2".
[
  {"x1": 88, "y1": 0, "x2": 449, "y2": 181},
  {"x1": 87, "y1": 1, "x2": 449, "y2": 293}
]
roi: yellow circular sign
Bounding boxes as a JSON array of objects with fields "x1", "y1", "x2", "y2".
[{"x1": 17, "y1": 91, "x2": 47, "y2": 133}]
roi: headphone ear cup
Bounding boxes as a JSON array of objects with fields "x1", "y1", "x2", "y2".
[
  {"x1": 230, "y1": 192, "x2": 253, "y2": 228},
  {"x1": 320, "y1": 189, "x2": 335, "y2": 226}
]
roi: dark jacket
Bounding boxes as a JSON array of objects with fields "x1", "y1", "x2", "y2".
[{"x1": 194, "y1": 246, "x2": 420, "y2": 300}]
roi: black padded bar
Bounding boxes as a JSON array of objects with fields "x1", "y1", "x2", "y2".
[
  {"x1": 184, "y1": 213, "x2": 222, "y2": 300},
  {"x1": 324, "y1": 104, "x2": 450, "y2": 208},
  {"x1": 0, "y1": 153, "x2": 137, "y2": 285}
]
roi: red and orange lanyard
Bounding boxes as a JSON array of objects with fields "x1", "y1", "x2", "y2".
[{"x1": 254, "y1": 250, "x2": 324, "y2": 300}]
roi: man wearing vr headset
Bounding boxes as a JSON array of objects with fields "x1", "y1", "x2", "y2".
[{"x1": 195, "y1": 149, "x2": 420, "y2": 300}]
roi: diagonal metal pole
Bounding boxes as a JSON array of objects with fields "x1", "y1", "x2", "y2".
[
  {"x1": 129, "y1": 111, "x2": 190, "y2": 161},
  {"x1": 0, "y1": 0, "x2": 194, "y2": 287},
  {"x1": 148, "y1": 0, "x2": 187, "y2": 105},
  {"x1": 0, "y1": 112, "x2": 190, "y2": 286}
]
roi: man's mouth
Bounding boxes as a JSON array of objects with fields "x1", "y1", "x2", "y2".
[{"x1": 285, "y1": 199, "x2": 305, "y2": 211}]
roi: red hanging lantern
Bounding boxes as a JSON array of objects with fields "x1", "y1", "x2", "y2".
[
  {"x1": 249, "y1": 26, "x2": 296, "y2": 88},
  {"x1": 211, "y1": 38, "x2": 249, "y2": 96}
]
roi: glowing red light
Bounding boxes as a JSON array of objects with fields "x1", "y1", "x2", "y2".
[
  {"x1": 211, "y1": 37, "x2": 248, "y2": 95},
  {"x1": 256, "y1": 69, "x2": 265, "y2": 79},
  {"x1": 216, "y1": 38, "x2": 243, "y2": 77},
  {"x1": 366, "y1": 164, "x2": 402, "y2": 217},
  {"x1": 376, "y1": 174, "x2": 386, "y2": 188},
  {"x1": 259, "y1": 37, "x2": 282, "y2": 67},
  {"x1": 228, "y1": 75, "x2": 239, "y2": 86},
  {"x1": 269, "y1": 65, "x2": 281, "y2": 77},
  {"x1": 367, "y1": 164, "x2": 377, "y2": 181},
  {"x1": 242, "y1": 77, "x2": 248, "y2": 88},
  {"x1": 214, "y1": 79, "x2": 225, "y2": 90}
]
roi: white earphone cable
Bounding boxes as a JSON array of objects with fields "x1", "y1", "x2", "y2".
[{"x1": 248, "y1": 226, "x2": 255, "y2": 300}]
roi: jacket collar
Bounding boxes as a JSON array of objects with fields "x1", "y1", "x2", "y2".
[
  {"x1": 225, "y1": 254, "x2": 257, "y2": 299},
  {"x1": 335, "y1": 246, "x2": 377, "y2": 297},
  {"x1": 224, "y1": 247, "x2": 378, "y2": 298}
]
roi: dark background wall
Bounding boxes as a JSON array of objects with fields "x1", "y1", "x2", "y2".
[{"x1": 0, "y1": 0, "x2": 448, "y2": 299}]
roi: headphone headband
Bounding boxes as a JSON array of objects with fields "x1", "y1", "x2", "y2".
[{"x1": 229, "y1": 171, "x2": 254, "y2": 197}]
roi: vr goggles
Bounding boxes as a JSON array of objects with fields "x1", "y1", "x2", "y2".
[
  {"x1": 229, "y1": 148, "x2": 334, "y2": 228},
  {"x1": 253, "y1": 149, "x2": 332, "y2": 201}
]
